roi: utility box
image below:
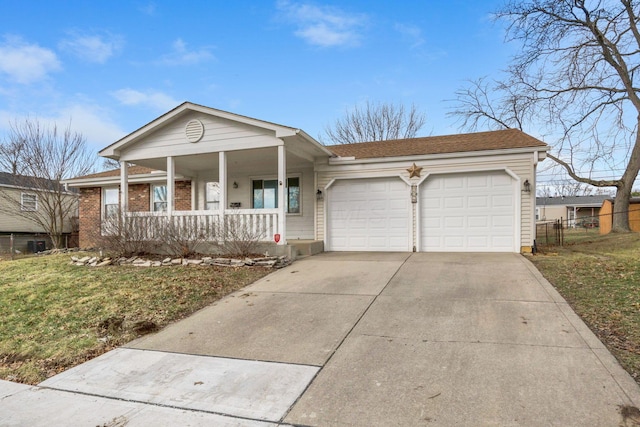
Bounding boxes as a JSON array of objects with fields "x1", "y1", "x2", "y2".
[{"x1": 28, "y1": 240, "x2": 46, "y2": 253}]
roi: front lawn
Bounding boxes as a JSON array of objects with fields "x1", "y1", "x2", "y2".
[
  {"x1": 530, "y1": 232, "x2": 640, "y2": 384},
  {"x1": 0, "y1": 253, "x2": 271, "y2": 384}
]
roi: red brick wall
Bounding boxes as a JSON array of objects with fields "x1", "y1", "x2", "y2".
[
  {"x1": 128, "y1": 184, "x2": 150, "y2": 212},
  {"x1": 78, "y1": 181, "x2": 192, "y2": 248},
  {"x1": 79, "y1": 187, "x2": 101, "y2": 249},
  {"x1": 175, "y1": 181, "x2": 192, "y2": 210}
]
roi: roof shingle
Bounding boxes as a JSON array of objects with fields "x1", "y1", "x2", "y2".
[{"x1": 326, "y1": 129, "x2": 547, "y2": 159}]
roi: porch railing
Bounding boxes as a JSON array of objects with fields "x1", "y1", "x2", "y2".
[{"x1": 118, "y1": 209, "x2": 279, "y2": 242}]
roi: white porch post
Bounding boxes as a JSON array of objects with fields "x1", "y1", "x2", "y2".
[
  {"x1": 219, "y1": 151, "x2": 227, "y2": 212},
  {"x1": 120, "y1": 161, "x2": 128, "y2": 213},
  {"x1": 277, "y1": 144, "x2": 286, "y2": 245},
  {"x1": 167, "y1": 156, "x2": 175, "y2": 217}
]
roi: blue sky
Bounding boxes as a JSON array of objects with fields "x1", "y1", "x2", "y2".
[{"x1": 0, "y1": 0, "x2": 514, "y2": 155}]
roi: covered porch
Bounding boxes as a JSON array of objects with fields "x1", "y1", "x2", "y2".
[{"x1": 98, "y1": 103, "x2": 333, "y2": 249}]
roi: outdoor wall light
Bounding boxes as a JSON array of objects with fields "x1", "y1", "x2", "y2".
[
  {"x1": 523, "y1": 179, "x2": 531, "y2": 193},
  {"x1": 316, "y1": 189, "x2": 323, "y2": 201},
  {"x1": 233, "y1": 181, "x2": 238, "y2": 189}
]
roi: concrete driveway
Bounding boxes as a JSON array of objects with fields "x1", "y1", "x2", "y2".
[{"x1": 2, "y1": 252, "x2": 639, "y2": 426}]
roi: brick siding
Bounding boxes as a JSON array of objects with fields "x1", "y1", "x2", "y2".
[{"x1": 78, "y1": 181, "x2": 192, "y2": 248}]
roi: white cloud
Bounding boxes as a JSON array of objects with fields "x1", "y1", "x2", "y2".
[
  {"x1": 59, "y1": 31, "x2": 124, "y2": 64},
  {"x1": 394, "y1": 23, "x2": 425, "y2": 49},
  {"x1": 139, "y1": 2, "x2": 156, "y2": 15},
  {"x1": 56, "y1": 105, "x2": 127, "y2": 148},
  {"x1": 111, "y1": 88, "x2": 179, "y2": 111},
  {"x1": 0, "y1": 104, "x2": 126, "y2": 150},
  {"x1": 276, "y1": 0, "x2": 367, "y2": 47},
  {"x1": 158, "y1": 38, "x2": 214, "y2": 65},
  {"x1": 0, "y1": 36, "x2": 61, "y2": 84}
]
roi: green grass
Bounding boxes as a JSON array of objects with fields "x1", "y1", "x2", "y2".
[
  {"x1": 531, "y1": 232, "x2": 640, "y2": 384},
  {"x1": 0, "y1": 253, "x2": 271, "y2": 384}
]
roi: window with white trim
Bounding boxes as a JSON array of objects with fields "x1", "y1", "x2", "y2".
[
  {"x1": 152, "y1": 185, "x2": 167, "y2": 212},
  {"x1": 21, "y1": 193, "x2": 37, "y2": 211},
  {"x1": 252, "y1": 177, "x2": 300, "y2": 213},
  {"x1": 103, "y1": 188, "x2": 119, "y2": 218}
]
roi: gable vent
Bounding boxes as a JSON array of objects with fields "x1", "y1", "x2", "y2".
[{"x1": 185, "y1": 119, "x2": 204, "y2": 143}]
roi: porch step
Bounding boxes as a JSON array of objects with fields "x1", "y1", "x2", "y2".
[{"x1": 289, "y1": 240, "x2": 324, "y2": 257}]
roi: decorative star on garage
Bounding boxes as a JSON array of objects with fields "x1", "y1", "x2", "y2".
[{"x1": 407, "y1": 163, "x2": 423, "y2": 178}]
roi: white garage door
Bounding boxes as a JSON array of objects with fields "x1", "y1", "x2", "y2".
[
  {"x1": 420, "y1": 171, "x2": 516, "y2": 252},
  {"x1": 327, "y1": 178, "x2": 410, "y2": 251}
]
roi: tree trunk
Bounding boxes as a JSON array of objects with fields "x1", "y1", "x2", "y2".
[
  {"x1": 612, "y1": 185, "x2": 632, "y2": 232},
  {"x1": 611, "y1": 125, "x2": 640, "y2": 232}
]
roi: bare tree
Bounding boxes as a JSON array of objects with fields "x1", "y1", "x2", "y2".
[
  {"x1": 537, "y1": 180, "x2": 613, "y2": 197},
  {"x1": 323, "y1": 101, "x2": 426, "y2": 144},
  {"x1": 0, "y1": 118, "x2": 96, "y2": 248},
  {"x1": 449, "y1": 1, "x2": 640, "y2": 232}
]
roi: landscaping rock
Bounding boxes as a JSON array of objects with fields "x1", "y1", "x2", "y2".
[{"x1": 71, "y1": 253, "x2": 292, "y2": 269}]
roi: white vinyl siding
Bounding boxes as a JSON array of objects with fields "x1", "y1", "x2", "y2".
[{"x1": 119, "y1": 112, "x2": 281, "y2": 162}]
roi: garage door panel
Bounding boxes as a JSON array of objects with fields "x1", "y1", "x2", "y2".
[
  {"x1": 328, "y1": 178, "x2": 410, "y2": 251},
  {"x1": 444, "y1": 236, "x2": 464, "y2": 248},
  {"x1": 468, "y1": 195, "x2": 489, "y2": 208},
  {"x1": 444, "y1": 177, "x2": 464, "y2": 189},
  {"x1": 468, "y1": 216, "x2": 488, "y2": 228},
  {"x1": 420, "y1": 171, "x2": 516, "y2": 252},
  {"x1": 468, "y1": 175, "x2": 489, "y2": 188},
  {"x1": 492, "y1": 194, "x2": 514, "y2": 207},
  {"x1": 444, "y1": 197, "x2": 464, "y2": 209},
  {"x1": 468, "y1": 236, "x2": 489, "y2": 247}
]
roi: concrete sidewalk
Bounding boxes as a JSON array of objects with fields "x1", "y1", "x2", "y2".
[{"x1": 1, "y1": 252, "x2": 639, "y2": 426}]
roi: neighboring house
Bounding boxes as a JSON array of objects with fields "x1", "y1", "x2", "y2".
[
  {"x1": 599, "y1": 198, "x2": 640, "y2": 234},
  {"x1": 65, "y1": 102, "x2": 549, "y2": 254},
  {"x1": 0, "y1": 172, "x2": 78, "y2": 252},
  {"x1": 535, "y1": 195, "x2": 609, "y2": 228}
]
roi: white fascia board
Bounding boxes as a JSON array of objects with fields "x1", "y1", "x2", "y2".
[
  {"x1": 64, "y1": 173, "x2": 187, "y2": 188},
  {"x1": 327, "y1": 146, "x2": 549, "y2": 166},
  {"x1": 293, "y1": 129, "x2": 335, "y2": 157}
]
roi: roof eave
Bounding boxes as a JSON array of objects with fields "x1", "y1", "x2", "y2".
[
  {"x1": 64, "y1": 172, "x2": 188, "y2": 188},
  {"x1": 328, "y1": 145, "x2": 549, "y2": 165}
]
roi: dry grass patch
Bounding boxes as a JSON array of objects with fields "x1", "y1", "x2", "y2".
[
  {"x1": 0, "y1": 253, "x2": 271, "y2": 384},
  {"x1": 531, "y1": 232, "x2": 640, "y2": 384}
]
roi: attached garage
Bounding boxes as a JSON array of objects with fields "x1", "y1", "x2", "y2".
[
  {"x1": 420, "y1": 171, "x2": 517, "y2": 252},
  {"x1": 326, "y1": 177, "x2": 410, "y2": 251}
]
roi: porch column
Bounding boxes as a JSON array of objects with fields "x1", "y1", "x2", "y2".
[
  {"x1": 119, "y1": 161, "x2": 128, "y2": 213},
  {"x1": 277, "y1": 144, "x2": 286, "y2": 245},
  {"x1": 219, "y1": 151, "x2": 227, "y2": 212},
  {"x1": 167, "y1": 156, "x2": 175, "y2": 217}
]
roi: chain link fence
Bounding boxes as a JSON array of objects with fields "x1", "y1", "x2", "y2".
[{"x1": 0, "y1": 233, "x2": 78, "y2": 258}]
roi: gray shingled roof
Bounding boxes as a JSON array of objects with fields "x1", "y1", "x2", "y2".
[
  {"x1": 536, "y1": 195, "x2": 610, "y2": 207},
  {"x1": 0, "y1": 171, "x2": 76, "y2": 193}
]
